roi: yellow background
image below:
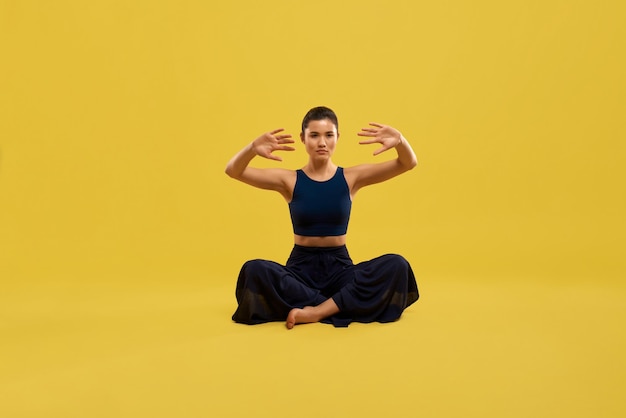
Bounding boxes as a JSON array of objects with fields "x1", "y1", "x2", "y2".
[{"x1": 1, "y1": 1, "x2": 625, "y2": 417}]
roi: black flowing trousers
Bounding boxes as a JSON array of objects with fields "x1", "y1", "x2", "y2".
[{"x1": 232, "y1": 245, "x2": 419, "y2": 327}]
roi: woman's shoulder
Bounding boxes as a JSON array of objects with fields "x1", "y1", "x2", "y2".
[
  {"x1": 244, "y1": 167, "x2": 297, "y2": 193},
  {"x1": 342, "y1": 164, "x2": 370, "y2": 179}
]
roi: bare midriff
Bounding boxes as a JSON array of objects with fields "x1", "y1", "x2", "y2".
[{"x1": 294, "y1": 234, "x2": 347, "y2": 247}]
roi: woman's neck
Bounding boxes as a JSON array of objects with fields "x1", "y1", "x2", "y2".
[{"x1": 302, "y1": 160, "x2": 337, "y2": 181}]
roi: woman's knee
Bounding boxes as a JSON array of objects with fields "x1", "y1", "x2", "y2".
[
  {"x1": 242, "y1": 259, "x2": 271, "y2": 273},
  {"x1": 239, "y1": 259, "x2": 277, "y2": 288},
  {"x1": 380, "y1": 254, "x2": 410, "y2": 271}
]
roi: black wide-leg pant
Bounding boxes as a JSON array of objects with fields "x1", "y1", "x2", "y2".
[{"x1": 232, "y1": 245, "x2": 419, "y2": 327}]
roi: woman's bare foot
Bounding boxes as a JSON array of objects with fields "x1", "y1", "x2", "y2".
[
  {"x1": 286, "y1": 306, "x2": 320, "y2": 329},
  {"x1": 285, "y1": 299, "x2": 340, "y2": 330}
]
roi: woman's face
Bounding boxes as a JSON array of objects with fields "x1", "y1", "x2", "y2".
[{"x1": 301, "y1": 118, "x2": 339, "y2": 161}]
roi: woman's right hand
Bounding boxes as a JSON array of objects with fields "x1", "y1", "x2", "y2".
[
  {"x1": 252, "y1": 129, "x2": 295, "y2": 161},
  {"x1": 225, "y1": 128, "x2": 297, "y2": 199}
]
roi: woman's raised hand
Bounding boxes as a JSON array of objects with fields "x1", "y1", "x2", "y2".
[
  {"x1": 357, "y1": 123, "x2": 403, "y2": 156},
  {"x1": 252, "y1": 128, "x2": 295, "y2": 161}
]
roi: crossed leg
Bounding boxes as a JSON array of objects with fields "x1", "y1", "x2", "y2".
[{"x1": 285, "y1": 298, "x2": 340, "y2": 329}]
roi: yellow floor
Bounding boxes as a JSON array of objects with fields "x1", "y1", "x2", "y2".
[{"x1": 1, "y1": 276, "x2": 624, "y2": 417}]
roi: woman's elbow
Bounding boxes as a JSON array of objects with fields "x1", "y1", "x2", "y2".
[
  {"x1": 224, "y1": 164, "x2": 237, "y2": 179},
  {"x1": 405, "y1": 156, "x2": 418, "y2": 170}
]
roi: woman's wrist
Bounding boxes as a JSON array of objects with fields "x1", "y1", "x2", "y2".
[{"x1": 247, "y1": 141, "x2": 258, "y2": 156}]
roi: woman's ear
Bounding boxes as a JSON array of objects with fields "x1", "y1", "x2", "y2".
[{"x1": 300, "y1": 132, "x2": 305, "y2": 143}]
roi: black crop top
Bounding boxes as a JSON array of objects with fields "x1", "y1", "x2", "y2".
[{"x1": 289, "y1": 167, "x2": 352, "y2": 236}]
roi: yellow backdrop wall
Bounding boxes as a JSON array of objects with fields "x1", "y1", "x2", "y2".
[{"x1": 1, "y1": 0, "x2": 624, "y2": 286}]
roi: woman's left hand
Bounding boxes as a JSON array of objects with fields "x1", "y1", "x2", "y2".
[{"x1": 357, "y1": 123, "x2": 403, "y2": 156}]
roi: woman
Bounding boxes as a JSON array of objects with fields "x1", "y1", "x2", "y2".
[{"x1": 225, "y1": 106, "x2": 419, "y2": 329}]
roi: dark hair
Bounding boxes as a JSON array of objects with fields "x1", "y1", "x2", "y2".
[{"x1": 301, "y1": 106, "x2": 339, "y2": 133}]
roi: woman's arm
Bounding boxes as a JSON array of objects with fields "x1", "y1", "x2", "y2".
[
  {"x1": 345, "y1": 123, "x2": 418, "y2": 196},
  {"x1": 225, "y1": 129, "x2": 296, "y2": 199}
]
